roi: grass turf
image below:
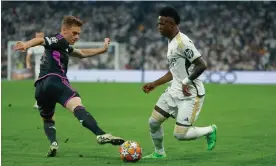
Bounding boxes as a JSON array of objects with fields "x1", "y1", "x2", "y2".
[{"x1": 2, "y1": 81, "x2": 276, "y2": 166}]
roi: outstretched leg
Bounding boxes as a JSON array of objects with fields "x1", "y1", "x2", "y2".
[
  {"x1": 174, "y1": 96, "x2": 217, "y2": 151},
  {"x1": 64, "y1": 96, "x2": 125, "y2": 145}
]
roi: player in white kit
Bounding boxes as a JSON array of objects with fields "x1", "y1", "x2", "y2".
[
  {"x1": 26, "y1": 32, "x2": 45, "y2": 108},
  {"x1": 142, "y1": 7, "x2": 217, "y2": 159}
]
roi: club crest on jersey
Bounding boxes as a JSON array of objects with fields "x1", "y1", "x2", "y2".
[
  {"x1": 184, "y1": 49, "x2": 194, "y2": 59},
  {"x1": 50, "y1": 37, "x2": 58, "y2": 43}
]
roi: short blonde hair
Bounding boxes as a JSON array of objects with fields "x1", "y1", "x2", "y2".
[{"x1": 62, "y1": 16, "x2": 83, "y2": 27}]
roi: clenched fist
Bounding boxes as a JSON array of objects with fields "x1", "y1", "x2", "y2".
[{"x1": 142, "y1": 82, "x2": 157, "y2": 94}]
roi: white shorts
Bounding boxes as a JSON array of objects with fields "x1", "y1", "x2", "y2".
[
  {"x1": 35, "y1": 66, "x2": 40, "y2": 80},
  {"x1": 155, "y1": 90, "x2": 205, "y2": 126}
]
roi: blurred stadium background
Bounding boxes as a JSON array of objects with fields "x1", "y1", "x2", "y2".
[
  {"x1": 1, "y1": 1, "x2": 276, "y2": 166},
  {"x1": 2, "y1": 1, "x2": 276, "y2": 82}
]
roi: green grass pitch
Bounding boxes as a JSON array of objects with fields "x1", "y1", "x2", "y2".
[{"x1": 2, "y1": 81, "x2": 276, "y2": 166}]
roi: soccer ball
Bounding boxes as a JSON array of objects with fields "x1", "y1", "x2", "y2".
[{"x1": 119, "y1": 141, "x2": 142, "y2": 162}]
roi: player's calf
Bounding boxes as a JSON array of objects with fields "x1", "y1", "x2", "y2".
[
  {"x1": 73, "y1": 105, "x2": 106, "y2": 136},
  {"x1": 65, "y1": 97, "x2": 105, "y2": 135},
  {"x1": 149, "y1": 108, "x2": 168, "y2": 142},
  {"x1": 43, "y1": 117, "x2": 57, "y2": 144},
  {"x1": 41, "y1": 114, "x2": 58, "y2": 157},
  {"x1": 147, "y1": 106, "x2": 169, "y2": 156},
  {"x1": 65, "y1": 97, "x2": 125, "y2": 145},
  {"x1": 173, "y1": 123, "x2": 213, "y2": 141},
  {"x1": 39, "y1": 108, "x2": 57, "y2": 145}
]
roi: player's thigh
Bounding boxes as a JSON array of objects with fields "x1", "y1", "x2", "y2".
[
  {"x1": 55, "y1": 78, "x2": 82, "y2": 112},
  {"x1": 35, "y1": 78, "x2": 57, "y2": 119},
  {"x1": 153, "y1": 90, "x2": 177, "y2": 122},
  {"x1": 175, "y1": 96, "x2": 205, "y2": 126},
  {"x1": 37, "y1": 100, "x2": 56, "y2": 120}
]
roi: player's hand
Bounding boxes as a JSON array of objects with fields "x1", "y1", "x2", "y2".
[
  {"x1": 182, "y1": 77, "x2": 192, "y2": 96},
  {"x1": 142, "y1": 82, "x2": 157, "y2": 94},
  {"x1": 103, "y1": 38, "x2": 111, "y2": 50},
  {"x1": 182, "y1": 84, "x2": 192, "y2": 96},
  {"x1": 13, "y1": 41, "x2": 27, "y2": 52}
]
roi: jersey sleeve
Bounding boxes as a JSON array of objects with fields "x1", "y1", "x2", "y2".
[
  {"x1": 27, "y1": 47, "x2": 33, "y2": 54},
  {"x1": 44, "y1": 35, "x2": 68, "y2": 50},
  {"x1": 180, "y1": 42, "x2": 201, "y2": 63}
]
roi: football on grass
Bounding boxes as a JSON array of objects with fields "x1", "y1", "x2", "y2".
[{"x1": 119, "y1": 141, "x2": 142, "y2": 162}]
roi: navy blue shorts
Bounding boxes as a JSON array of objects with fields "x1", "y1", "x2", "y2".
[{"x1": 35, "y1": 75, "x2": 80, "y2": 119}]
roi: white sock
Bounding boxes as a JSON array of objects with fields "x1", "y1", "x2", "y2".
[
  {"x1": 149, "y1": 118, "x2": 165, "y2": 154},
  {"x1": 150, "y1": 126, "x2": 165, "y2": 154},
  {"x1": 174, "y1": 126, "x2": 213, "y2": 140}
]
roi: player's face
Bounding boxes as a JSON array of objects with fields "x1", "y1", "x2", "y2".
[
  {"x1": 157, "y1": 16, "x2": 173, "y2": 37},
  {"x1": 63, "y1": 25, "x2": 81, "y2": 45}
]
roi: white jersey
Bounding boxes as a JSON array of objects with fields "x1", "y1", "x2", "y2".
[
  {"x1": 27, "y1": 46, "x2": 45, "y2": 78},
  {"x1": 167, "y1": 32, "x2": 205, "y2": 99}
]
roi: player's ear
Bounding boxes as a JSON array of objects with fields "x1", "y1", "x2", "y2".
[{"x1": 61, "y1": 25, "x2": 68, "y2": 34}]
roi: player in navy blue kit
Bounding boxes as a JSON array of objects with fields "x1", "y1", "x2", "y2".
[{"x1": 13, "y1": 16, "x2": 125, "y2": 157}]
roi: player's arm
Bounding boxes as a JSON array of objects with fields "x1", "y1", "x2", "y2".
[
  {"x1": 13, "y1": 38, "x2": 45, "y2": 52},
  {"x1": 142, "y1": 71, "x2": 172, "y2": 93},
  {"x1": 181, "y1": 46, "x2": 207, "y2": 96},
  {"x1": 14, "y1": 35, "x2": 72, "y2": 52},
  {"x1": 71, "y1": 38, "x2": 110, "y2": 59},
  {"x1": 71, "y1": 48, "x2": 108, "y2": 59},
  {"x1": 153, "y1": 71, "x2": 173, "y2": 86},
  {"x1": 26, "y1": 49, "x2": 33, "y2": 70},
  {"x1": 186, "y1": 57, "x2": 207, "y2": 81}
]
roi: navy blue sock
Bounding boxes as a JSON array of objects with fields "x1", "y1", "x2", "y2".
[
  {"x1": 43, "y1": 119, "x2": 57, "y2": 144},
  {"x1": 73, "y1": 106, "x2": 106, "y2": 136}
]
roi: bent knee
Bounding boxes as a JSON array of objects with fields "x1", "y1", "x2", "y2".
[
  {"x1": 65, "y1": 97, "x2": 83, "y2": 112},
  {"x1": 149, "y1": 111, "x2": 167, "y2": 127},
  {"x1": 42, "y1": 115, "x2": 55, "y2": 122},
  {"x1": 40, "y1": 110, "x2": 55, "y2": 121},
  {"x1": 173, "y1": 124, "x2": 190, "y2": 140},
  {"x1": 149, "y1": 116, "x2": 160, "y2": 128},
  {"x1": 150, "y1": 106, "x2": 169, "y2": 123}
]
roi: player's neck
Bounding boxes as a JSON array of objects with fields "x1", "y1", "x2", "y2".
[
  {"x1": 60, "y1": 32, "x2": 65, "y2": 37},
  {"x1": 168, "y1": 29, "x2": 179, "y2": 40}
]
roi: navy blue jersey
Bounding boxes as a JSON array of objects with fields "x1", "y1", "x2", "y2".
[{"x1": 35, "y1": 34, "x2": 74, "y2": 84}]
